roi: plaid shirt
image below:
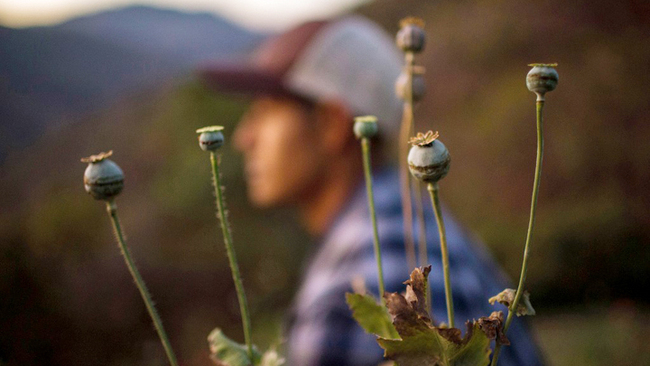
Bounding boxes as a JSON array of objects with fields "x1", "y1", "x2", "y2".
[{"x1": 286, "y1": 167, "x2": 543, "y2": 366}]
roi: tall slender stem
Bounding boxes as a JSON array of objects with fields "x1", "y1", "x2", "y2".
[
  {"x1": 361, "y1": 138, "x2": 386, "y2": 300},
  {"x1": 427, "y1": 183, "x2": 454, "y2": 328},
  {"x1": 414, "y1": 182, "x2": 428, "y2": 268},
  {"x1": 401, "y1": 50, "x2": 429, "y2": 311},
  {"x1": 408, "y1": 62, "x2": 428, "y2": 272},
  {"x1": 414, "y1": 181, "x2": 430, "y2": 314},
  {"x1": 491, "y1": 98, "x2": 544, "y2": 366},
  {"x1": 399, "y1": 51, "x2": 418, "y2": 271},
  {"x1": 105, "y1": 200, "x2": 179, "y2": 366},
  {"x1": 209, "y1": 152, "x2": 254, "y2": 363}
]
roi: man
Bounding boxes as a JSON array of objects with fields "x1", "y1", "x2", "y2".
[{"x1": 201, "y1": 16, "x2": 542, "y2": 366}]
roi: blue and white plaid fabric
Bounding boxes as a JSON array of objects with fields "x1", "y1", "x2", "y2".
[{"x1": 287, "y1": 167, "x2": 544, "y2": 366}]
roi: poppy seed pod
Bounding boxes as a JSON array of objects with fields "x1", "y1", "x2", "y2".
[
  {"x1": 396, "y1": 17, "x2": 426, "y2": 53},
  {"x1": 353, "y1": 115, "x2": 379, "y2": 139},
  {"x1": 196, "y1": 125, "x2": 225, "y2": 151},
  {"x1": 82, "y1": 151, "x2": 124, "y2": 200},
  {"x1": 526, "y1": 63, "x2": 558, "y2": 96},
  {"x1": 407, "y1": 131, "x2": 450, "y2": 183},
  {"x1": 395, "y1": 66, "x2": 426, "y2": 102}
]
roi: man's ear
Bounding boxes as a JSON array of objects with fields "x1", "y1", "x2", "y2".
[{"x1": 313, "y1": 100, "x2": 355, "y2": 154}]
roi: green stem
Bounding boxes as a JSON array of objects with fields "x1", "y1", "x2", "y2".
[
  {"x1": 414, "y1": 181, "x2": 428, "y2": 268},
  {"x1": 399, "y1": 126, "x2": 416, "y2": 271},
  {"x1": 491, "y1": 98, "x2": 544, "y2": 366},
  {"x1": 402, "y1": 50, "x2": 430, "y2": 313},
  {"x1": 427, "y1": 183, "x2": 454, "y2": 328},
  {"x1": 105, "y1": 200, "x2": 179, "y2": 366},
  {"x1": 399, "y1": 51, "x2": 417, "y2": 271},
  {"x1": 414, "y1": 180, "x2": 430, "y2": 314},
  {"x1": 361, "y1": 138, "x2": 386, "y2": 300},
  {"x1": 209, "y1": 152, "x2": 254, "y2": 363},
  {"x1": 405, "y1": 53, "x2": 430, "y2": 272}
]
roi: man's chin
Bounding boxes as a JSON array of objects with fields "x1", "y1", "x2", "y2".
[
  {"x1": 247, "y1": 189, "x2": 284, "y2": 208},
  {"x1": 248, "y1": 189, "x2": 300, "y2": 208}
]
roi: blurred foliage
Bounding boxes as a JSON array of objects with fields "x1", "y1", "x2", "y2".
[
  {"x1": 533, "y1": 304, "x2": 650, "y2": 365},
  {"x1": 1, "y1": 0, "x2": 650, "y2": 365},
  {"x1": 0, "y1": 81, "x2": 310, "y2": 365},
  {"x1": 358, "y1": 0, "x2": 650, "y2": 307}
]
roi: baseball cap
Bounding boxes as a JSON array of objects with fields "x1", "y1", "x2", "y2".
[{"x1": 198, "y1": 16, "x2": 403, "y2": 139}]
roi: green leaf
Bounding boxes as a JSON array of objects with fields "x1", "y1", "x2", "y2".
[
  {"x1": 207, "y1": 328, "x2": 261, "y2": 366},
  {"x1": 377, "y1": 285, "x2": 492, "y2": 366},
  {"x1": 347, "y1": 267, "x2": 504, "y2": 366},
  {"x1": 445, "y1": 323, "x2": 491, "y2": 366},
  {"x1": 346, "y1": 292, "x2": 400, "y2": 339},
  {"x1": 377, "y1": 322, "x2": 491, "y2": 366}
]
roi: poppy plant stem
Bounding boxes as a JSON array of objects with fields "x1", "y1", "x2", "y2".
[
  {"x1": 399, "y1": 52, "x2": 418, "y2": 271},
  {"x1": 414, "y1": 180, "x2": 431, "y2": 314},
  {"x1": 405, "y1": 60, "x2": 428, "y2": 275},
  {"x1": 361, "y1": 137, "x2": 386, "y2": 300},
  {"x1": 105, "y1": 200, "x2": 179, "y2": 366},
  {"x1": 426, "y1": 183, "x2": 454, "y2": 328},
  {"x1": 209, "y1": 152, "x2": 254, "y2": 363},
  {"x1": 491, "y1": 98, "x2": 544, "y2": 366}
]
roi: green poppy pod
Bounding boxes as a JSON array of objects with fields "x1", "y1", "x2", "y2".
[
  {"x1": 353, "y1": 115, "x2": 379, "y2": 139},
  {"x1": 407, "y1": 131, "x2": 450, "y2": 183},
  {"x1": 526, "y1": 64, "x2": 558, "y2": 95},
  {"x1": 396, "y1": 17, "x2": 426, "y2": 53},
  {"x1": 395, "y1": 66, "x2": 426, "y2": 102},
  {"x1": 82, "y1": 151, "x2": 124, "y2": 200},
  {"x1": 196, "y1": 126, "x2": 225, "y2": 151}
]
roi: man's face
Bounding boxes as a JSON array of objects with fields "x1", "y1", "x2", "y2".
[{"x1": 233, "y1": 97, "x2": 325, "y2": 207}]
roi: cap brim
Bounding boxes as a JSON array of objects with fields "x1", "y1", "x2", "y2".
[{"x1": 198, "y1": 63, "x2": 297, "y2": 100}]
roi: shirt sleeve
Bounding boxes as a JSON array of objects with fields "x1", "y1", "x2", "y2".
[{"x1": 287, "y1": 286, "x2": 385, "y2": 365}]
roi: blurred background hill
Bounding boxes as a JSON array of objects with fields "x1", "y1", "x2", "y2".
[
  {"x1": 1, "y1": 1, "x2": 649, "y2": 365},
  {"x1": 0, "y1": 5, "x2": 263, "y2": 160}
]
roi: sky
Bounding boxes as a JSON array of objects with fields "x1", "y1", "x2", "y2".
[{"x1": 0, "y1": 0, "x2": 370, "y2": 31}]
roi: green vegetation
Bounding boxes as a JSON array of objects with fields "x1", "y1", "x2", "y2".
[
  {"x1": 534, "y1": 306, "x2": 650, "y2": 366},
  {"x1": 1, "y1": 0, "x2": 649, "y2": 364},
  {"x1": 0, "y1": 82, "x2": 309, "y2": 364},
  {"x1": 357, "y1": 0, "x2": 650, "y2": 308}
]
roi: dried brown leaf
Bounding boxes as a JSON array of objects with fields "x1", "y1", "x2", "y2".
[
  {"x1": 488, "y1": 289, "x2": 536, "y2": 317},
  {"x1": 477, "y1": 311, "x2": 510, "y2": 346},
  {"x1": 403, "y1": 265, "x2": 432, "y2": 322},
  {"x1": 349, "y1": 267, "x2": 495, "y2": 366}
]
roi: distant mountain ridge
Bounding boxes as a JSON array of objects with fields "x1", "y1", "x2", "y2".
[
  {"x1": 0, "y1": 5, "x2": 265, "y2": 160},
  {"x1": 58, "y1": 6, "x2": 264, "y2": 62}
]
